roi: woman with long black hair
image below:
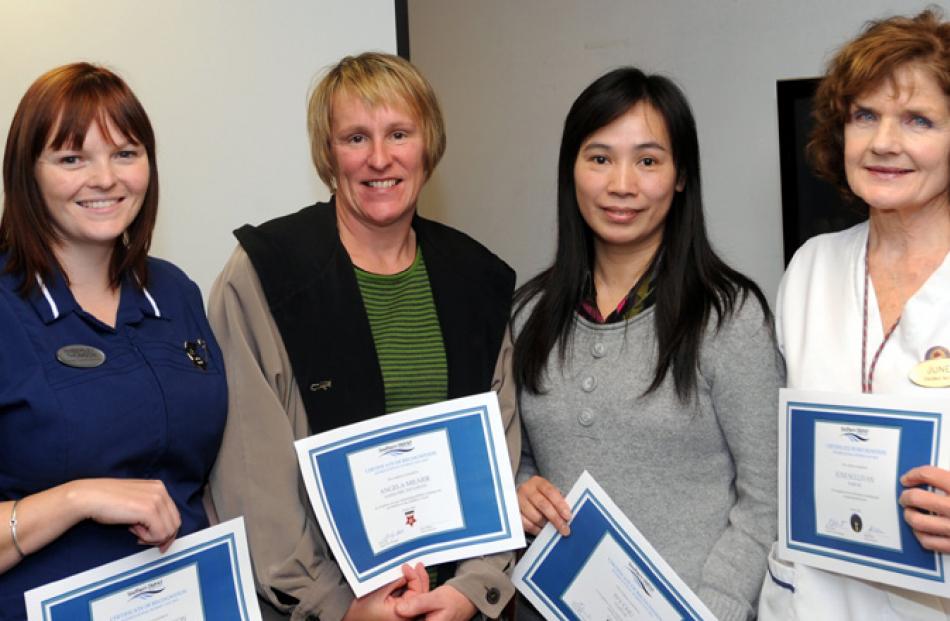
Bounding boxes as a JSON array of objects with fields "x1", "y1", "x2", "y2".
[{"x1": 513, "y1": 67, "x2": 782, "y2": 620}]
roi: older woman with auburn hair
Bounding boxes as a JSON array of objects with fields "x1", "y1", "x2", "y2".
[
  {"x1": 208, "y1": 52, "x2": 518, "y2": 621},
  {"x1": 0, "y1": 64, "x2": 227, "y2": 621},
  {"x1": 760, "y1": 10, "x2": 950, "y2": 620}
]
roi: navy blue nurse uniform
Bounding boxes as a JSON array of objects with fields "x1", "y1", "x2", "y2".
[{"x1": 0, "y1": 255, "x2": 227, "y2": 620}]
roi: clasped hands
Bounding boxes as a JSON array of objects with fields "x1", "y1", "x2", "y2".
[{"x1": 343, "y1": 563, "x2": 476, "y2": 621}]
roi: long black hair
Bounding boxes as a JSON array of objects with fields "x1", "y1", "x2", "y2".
[{"x1": 513, "y1": 67, "x2": 770, "y2": 400}]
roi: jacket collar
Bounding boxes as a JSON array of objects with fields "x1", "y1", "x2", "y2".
[{"x1": 31, "y1": 269, "x2": 164, "y2": 326}]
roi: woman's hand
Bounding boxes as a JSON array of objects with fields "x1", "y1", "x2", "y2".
[
  {"x1": 518, "y1": 475, "x2": 572, "y2": 536},
  {"x1": 401, "y1": 561, "x2": 430, "y2": 596},
  {"x1": 2, "y1": 478, "x2": 181, "y2": 573},
  {"x1": 394, "y1": 584, "x2": 476, "y2": 621},
  {"x1": 342, "y1": 563, "x2": 428, "y2": 621},
  {"x1": 67, "y1": 479, "x2": 181, "y2": 551},
  {"x1": 900, "y1": 466, "x2": 950, "y2": 552}
]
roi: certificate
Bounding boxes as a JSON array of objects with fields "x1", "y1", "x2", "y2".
[
  {"x1": 295, "y1": 392, "x2": 524, "y2": 596},
  {"x1": 813, "y1": 419, "x2": 902, "y2": 549},
  {"x1": 24, "y1": 518, "x2": 261, "y2": 621},
  {"x1": 513, "y1": 472, "x2": 716, "y2": 621},
  {"x1": 348, "y1": 428, "x2": 464, "y2": 554},
  {"x1": 779, "y1": 388, "x2": 950, "y2": 596}
]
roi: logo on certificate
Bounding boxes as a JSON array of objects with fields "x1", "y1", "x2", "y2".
[
  {"x1": 840, "y1": 427, "x2": 869, "y2": 442},
  {"x1": 626, "y1": 562, "x2": 655, "y2": 597},
  {"x1": 380, "y1": 440, "x2": 415, "y2": 457},
  {"x1": 405, "y1": 510, "x2": 416, "y2": 526},
  {"x1": 126, "y1": 579, "x2": 166, "y2": 601}
]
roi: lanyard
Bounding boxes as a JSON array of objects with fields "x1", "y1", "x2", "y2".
[{"x1": 861, "y1": 240, "x2": 901, "y2": 393}]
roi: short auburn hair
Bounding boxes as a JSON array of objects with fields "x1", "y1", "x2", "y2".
[
  {"x1": 1, "y1": 62, "x2": 158, "y2": 294},
  {"x1": 809, "y1": 9, "x2": 950, "y2": 205},
  {"x1": 307, "y1": 52, "x2": 446, "y2": 191}
]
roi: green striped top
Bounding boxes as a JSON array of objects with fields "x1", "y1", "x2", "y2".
[{"x1": 354, "y1": 250, "x2": 448, "y2": 414}]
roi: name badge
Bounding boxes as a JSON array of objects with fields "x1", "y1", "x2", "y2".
[
  {"x1": 910, "y1": 346, "x2": 950, "y2": 388},
  {"x1": 56, "y1": 345, "x2": 106, "y2": 368}
]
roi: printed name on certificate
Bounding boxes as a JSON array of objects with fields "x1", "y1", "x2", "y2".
[
  {"x1": 348, "y1": 429, "x2": 465, "y2": 554},
  {"x1": 562, "y1": 533, "x2": 680, "y2": 621},
  {"x1": 813, "y1": 420, "x2": 902, "y2": 550}
]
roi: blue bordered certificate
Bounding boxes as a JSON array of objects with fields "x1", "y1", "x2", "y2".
[
  {"x1": 513, "y1": 472, "x2": 717, "y2": 621},
  {"x1": 24, "y1": 517, "x2": 261, "y2": 621},
  {"x1": 294, "y1": 391, "x2": 524, "y2": 596},
  {"x1": 779, "y1": 388, "x2": 950, "y2": 596}
]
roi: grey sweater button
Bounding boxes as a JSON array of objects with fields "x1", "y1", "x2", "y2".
[
  {"x1": 581, "y1": 375, "x2": 596, "y2": 392},
  {"x1": 578, "y1": 409, "x2": 594, "y2": 426},
  {"x1": 591, "y1": 342, "x2": 606, "y2": 358},
  {"x1": 485, "y1": 586, "x2": 501, "y2": 604}
]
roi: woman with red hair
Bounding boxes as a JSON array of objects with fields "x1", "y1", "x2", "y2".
[
  {"x1": 0, "y1": 64, "x2": 227, "y2": 621},
  {"x1": 761, "y1": 10, "x2": 950, "y2": 620}
]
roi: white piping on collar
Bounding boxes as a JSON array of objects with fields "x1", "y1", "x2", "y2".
[
  {"x1": 142, "y1": 286, "x2": 161, "y2": 317},
  {"x1": 35, "y1": 274, "x2": 60, "y2": 320}
]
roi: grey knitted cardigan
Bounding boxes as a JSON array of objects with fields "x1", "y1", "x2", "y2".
[{"x1": 515, "y1": 298, "x2": 783, "y2": 621}]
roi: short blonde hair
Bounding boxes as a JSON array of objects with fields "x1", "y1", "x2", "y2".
[{"x1": 307, "y1": 52, "x2": 446, "y2": 191}]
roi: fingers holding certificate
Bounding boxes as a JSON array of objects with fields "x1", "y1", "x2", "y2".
[
  {"x1": 513, "y1": 472, "x2": 717, "y2": 621},
  {"x1": 518, "y1": 476, "x2": 573, "y2": 537},
  {"x1": 294, "y1": 392, "x2": 524, "y2": 597},
  {"x1": 779, "y1": 388, "x2": 950, "y2": 596},
  {"x1": 900, "y1": 466, "x2": 950, "y2": 553}
]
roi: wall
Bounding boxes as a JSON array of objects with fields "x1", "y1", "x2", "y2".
[
  {"x1": 408, "y1": 0, "x2": 945, "y2": 300},
  {"x1": 0, "y1": 0, "x2": 397, "y2": 294}
]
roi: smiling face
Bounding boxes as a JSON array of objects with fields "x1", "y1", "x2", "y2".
[
  {"x1": 573, "y1": 101, "x2": 683, "y2": 258},
  {"x1": 34, "y1": 118, "x2": 150, "y2": 260},
  {"x1": 330, "y1": 90, "x2": 427, "y2": 232},
  {"x1": 844, "y1": 63, "x2": 950, "y2": 216}
]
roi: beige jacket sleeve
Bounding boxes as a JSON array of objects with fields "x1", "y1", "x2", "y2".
[
  {"x1": 208, "y1": 247, "x2": 353, "y2": 621},
  {"x1": 208, "y1": 246, "x2": 521, "y2": 620},
  {"x1": 448, "y1": 327, "x2": 521, "y2": 618}
]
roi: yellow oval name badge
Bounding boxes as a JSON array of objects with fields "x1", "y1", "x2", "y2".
[{"x1": 910, "y1": 359, "x2": 950, "y2": 388}]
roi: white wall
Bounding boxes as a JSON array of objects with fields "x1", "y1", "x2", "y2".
[
  {"x1": 409, "y1": 0, "x2": 945, "y2": 300},
  {"x1": 0, "y1": 0, "x2": 397, "y2": 294}
]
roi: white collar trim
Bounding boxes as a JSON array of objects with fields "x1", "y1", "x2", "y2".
[
  {"x1": 35, "y1": 274, "x2": 60, "y2": 320},
  {"x1": 142, "y1": 286, "x2": 161, "y2": 317}
]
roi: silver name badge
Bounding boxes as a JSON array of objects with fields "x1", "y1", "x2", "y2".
[{"x1": 56, "y1": 345, "x2": 106, "y2": 368}]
